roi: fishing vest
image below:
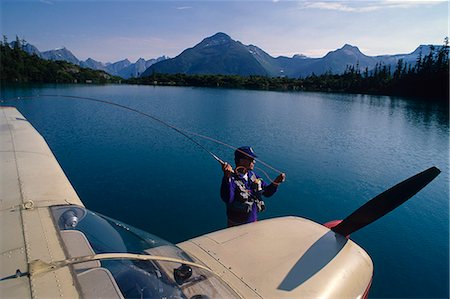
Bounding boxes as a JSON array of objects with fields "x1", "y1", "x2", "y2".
[{"x1": 230, "y1": 171, "x2": 265, "y2": 213}]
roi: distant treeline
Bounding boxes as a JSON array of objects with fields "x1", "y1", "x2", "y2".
[
  {"x1": 0, "y1": 36, "x2": 121, "y2": 84},
  {"x1": 2, "y1": 35, "x2": 448, "y2": 101},
  {"x1": 130, "y1": 39, "x2": 449, "y2": 102}
]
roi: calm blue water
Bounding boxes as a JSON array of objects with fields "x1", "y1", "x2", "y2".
[{"x1": 1, "y1": 84, "x2": 448, "y2": 298}]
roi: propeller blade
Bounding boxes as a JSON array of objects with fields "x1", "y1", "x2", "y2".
[{"x1": 331, "y1": 166, "x2": 441, "y2": 236}]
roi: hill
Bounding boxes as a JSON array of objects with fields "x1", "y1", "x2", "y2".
[
  {"x1": 9, "y1": 34, "x2": 440, "y2": 80},
  {"x1": 1, "y1": 42, "x2": 121, "y2": 84},
  {"x1": 131, "y1": 40, "x2": 449, "y2": 101},
  {"x1": 9, "y1": 39, "x2": 167, "y2": 79},
  {"x1": 143, "y1": 33, "x2": 269, "y2": 77},
  {"x1": 143, "y1": 32, "x2": 441, "y2": 78}
]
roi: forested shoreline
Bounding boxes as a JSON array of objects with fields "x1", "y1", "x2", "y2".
[
  {"x1": 129, "y1": 39, "x2": 449, "y2": 102},
  {"x1": 0, "y1": 39, "x2": 121, "y2": 84},
  {"x1": 2, "y1": 37, "x2": 448, "y2": 102}
]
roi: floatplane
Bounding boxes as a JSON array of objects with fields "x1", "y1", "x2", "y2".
[{"x1": 0, "y1": 106, "x2": 440, "y2": 298}]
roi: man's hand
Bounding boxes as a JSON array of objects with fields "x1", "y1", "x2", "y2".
[
  {"x1": 273, "y1": 173, "x2": 286, "y2": 185},
  {"x1": 222, "y1": 162, "x2": 233, "y2": 178}
]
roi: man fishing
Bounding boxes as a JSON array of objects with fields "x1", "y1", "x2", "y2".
[{"x1": 220, "y1": 146, "x2": 286, "y2": 227}]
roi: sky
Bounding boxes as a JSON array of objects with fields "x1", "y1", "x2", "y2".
[{"x1": 1, "y1": 0, "x2": 448, "y2": 63}]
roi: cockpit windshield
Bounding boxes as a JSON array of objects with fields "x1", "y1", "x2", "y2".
[{"x1": 51, "y1": 205, "x2": 240, "y2": 299}]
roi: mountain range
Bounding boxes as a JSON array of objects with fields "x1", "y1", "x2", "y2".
[
  {"x1": 12, "y1": 42, "x2": 167, "y2": 79},
  {"x1": 15, "y1": 33, "x2": 439, "y2": 79},
  {"x1": 144, "y1": 32, "x2": 438, "y2": 78}
]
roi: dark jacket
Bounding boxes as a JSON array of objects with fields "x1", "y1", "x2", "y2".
[{"x1": 220, "y1": 170, "x2": 278, "y2": 226}]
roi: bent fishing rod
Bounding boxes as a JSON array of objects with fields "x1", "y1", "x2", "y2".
[{"x1": 1, "y1": 94, "x2": 285, "y2": 182}]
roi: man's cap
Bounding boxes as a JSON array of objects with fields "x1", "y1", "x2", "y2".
[{"x1": 235, "y1": 146, "x2": 258, "y2": 161}]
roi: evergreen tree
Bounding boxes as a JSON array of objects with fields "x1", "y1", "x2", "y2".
[{"x1": 1, "y1": 38, "x2": 121, "y2": 84}]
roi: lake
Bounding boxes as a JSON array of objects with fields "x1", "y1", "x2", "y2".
[{"x1": 1, "y1": 84, "x2": 448, "y2": 298}]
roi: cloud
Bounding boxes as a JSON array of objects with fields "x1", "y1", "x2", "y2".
[
  {"x1": 39, "y1": 0, "x2": 54, "y2": 4},
  {"x1": 301, "y1": 2, "x2": 361, "y2": 12},
  {"x1": 299, "y1": 0, "x2": 446, "y2": 13},
  {"x1": 176, "y1": 6, "x2": 192, "y2": 10}
]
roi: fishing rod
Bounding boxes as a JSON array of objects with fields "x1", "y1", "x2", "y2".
[{"x1": 1, "y1": 94, "x2": 284, "y2": 181}]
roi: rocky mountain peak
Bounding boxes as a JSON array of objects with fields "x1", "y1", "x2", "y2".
[{"x1": 198, "y1": 32, "x2": 233, "y2": 48}]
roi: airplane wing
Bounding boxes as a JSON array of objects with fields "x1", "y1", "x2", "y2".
[{"x1": 1, "y1": 106, "x2": 84, "y2": 298}]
